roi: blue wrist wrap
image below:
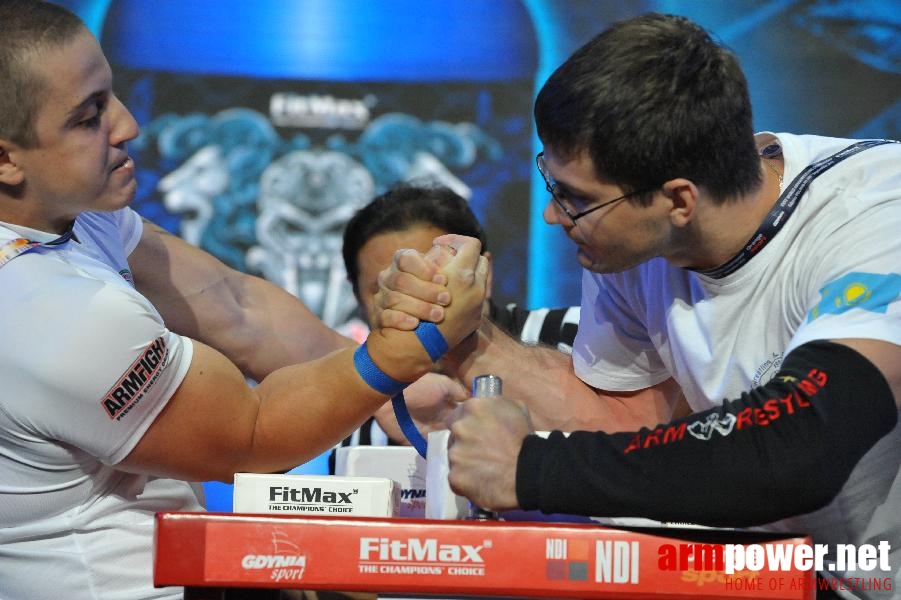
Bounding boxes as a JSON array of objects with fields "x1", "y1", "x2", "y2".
[
  {"x1": 414, "y1": 321, "x2": 449, "y2": 361},
  {"x1": 353, "y1": 342, "x2": 408, "y2": 397},
  {"x1": 359, "y1": 321, "x2": 447, "y2": 458}
]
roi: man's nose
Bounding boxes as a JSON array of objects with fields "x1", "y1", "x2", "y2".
[
  {"x1": 109, "y1": 96, "x2": 140, "y2": 145},
  {"x1": 543, "y1": 197, "x2": 565, "y2": 226}
]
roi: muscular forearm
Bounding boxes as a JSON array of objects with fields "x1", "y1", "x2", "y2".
[
  {"x1": 206, "y1": 272, "x2": 354, "y2": 380},
  {"x1": 132, "y1": 220, "x2": 353, "y2": 379},
  {"x1": 447, "y1": 320, "x2": 671, "y2": 432}
]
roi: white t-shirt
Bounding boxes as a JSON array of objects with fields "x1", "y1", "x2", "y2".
[
  {"x1": 0, "y1": 208, "x2": 200, "y2": 600},
  {"x1": 573, "y1": 134, "x2": 901, "y2": 596}
]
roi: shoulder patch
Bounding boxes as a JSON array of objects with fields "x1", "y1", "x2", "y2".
[
  {"x1": 808, "y1": 272, "x2": 901, "y2": 322},
  {"x1": 101, "y1": 336, "x2": 169, "y2": 421}
]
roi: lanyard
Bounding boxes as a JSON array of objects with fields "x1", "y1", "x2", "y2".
[
  {"x1": 696, "y1": 139, "x2": 898, "y2": 279},
  {"x1": 0, "y1": 225, "x2": 75, "y2": 269}
]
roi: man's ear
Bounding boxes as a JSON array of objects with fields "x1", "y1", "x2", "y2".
[
  {"x1": 0, "y1": 141, "x2": 26, "y2": 186},
  {"x1": 661, "y1": 177, "x2": 698, "y2": 228}
]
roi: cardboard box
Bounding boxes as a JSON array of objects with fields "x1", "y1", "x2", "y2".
[{"x1": 232, "y1": 472, "x2": 399, "y2": 517}]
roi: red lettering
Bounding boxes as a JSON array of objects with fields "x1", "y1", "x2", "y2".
[
  {"x1": 643, "y1": 428, "x2": 661, "y2": 448},
  {"x1": 763, "y1": 398, "x2": 781, "y2": 421},
  {"x1": 658, "y1": 544, "x2": 677, "y2": 571},
  {"x1": 754, "y1": 407, "x2": 769, "y2": 426},
  {"x1": 797, "y1": 379, "x2": 819, "y2": 396},
  {"x1": 807, "y1": 368, "x2": 827, "y2": 386},
  {"x1": 794, "y1": 390, "x2": 811, "y2": 408},
  {"x1": 662, "y1": 422, "x2": 686, "y2": 444},
  {"x1": 623, "y1": 434, "x2": 641, "y2": 454},
  {"x1": 778, "y1": 394, "x2": 795, "y2": 415},
  {"x1": 736, "y1": 407, "x2": 753, "y2": 429},
  {"x1": 622, "y1": 421, "x2": 686, "y2": 454},
  {"x1": 679, "y1": 544, "x2": 692, "y2": 571}
]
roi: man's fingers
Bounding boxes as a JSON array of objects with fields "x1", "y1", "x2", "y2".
[
  {"x1": 453, "y1": 254, "x2": 491, "y2": 289},
  {"x1": 432, "y1": 234, "x2": 483, "y2": 271},
  {"x1": 392, "y1": 247, "x2": 438, "y2": 279},
  {"x1": 379, "y1": 264, "x2": 450, "y2": 307},
  {"x1": 440, "y1": 238, "x2": 487, "y2": 293},
  {"x1": 377, "y1": 308, "x2": 420, "y2": 331},
  {"x1": 424, "y1": 244, "x2": 455, "y2": 271},
  {"x1": 375, "y1": 273, "x2": 448, "y2": 327}
]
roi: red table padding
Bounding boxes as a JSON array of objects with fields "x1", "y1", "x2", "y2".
[{"x1": 154, "y1": 512, "x2": 815, "y2": 599}]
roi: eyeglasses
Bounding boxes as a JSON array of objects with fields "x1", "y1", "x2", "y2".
[{"x1": 536, "y1": 152, "x2": 656, "y2": 224}]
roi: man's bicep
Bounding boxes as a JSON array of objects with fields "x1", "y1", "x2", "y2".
[{"x1": 117, "y1": 341, "x2": 261, "y2": 483}]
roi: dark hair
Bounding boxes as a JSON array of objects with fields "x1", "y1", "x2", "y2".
[
  {"x1": 342, "y1": 184, "x2": 486, "y2": 298},
  {"x1": 0, "y1": 1, "x2": 86, "y2": 147},
  {"x1": 534, "y1": 13, "x2": 761, "y2": 203}
]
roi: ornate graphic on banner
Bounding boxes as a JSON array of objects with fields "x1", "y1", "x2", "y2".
[{"x1": 132, "y1": 102, "x2": 510, "y2": 328}]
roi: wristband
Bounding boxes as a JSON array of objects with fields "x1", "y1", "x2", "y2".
[
  {"x1": 353, "y1": 341, "x2": 408, "y2": 396},
  {"x1": 414, "y1": 321, "x2": 449, "y2": 361},
  {"x1": 394, "y1": 322, "x2": 449, "y2": 457}
]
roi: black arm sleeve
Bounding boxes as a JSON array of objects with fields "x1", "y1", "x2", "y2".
[{"x1": 516, "y1": 340, "x2": 898, "y2": 527}]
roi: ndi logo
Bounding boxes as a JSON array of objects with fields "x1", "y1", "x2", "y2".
[
  {"x1": 545, "y1": 537, "x2": 588, "y2": 581},
  {"x1": 596, "y1": 541, "x2": 640, "y2": 584},
  {"x1": 544, "y1": 538, "x2": 639, "y2": 584}
]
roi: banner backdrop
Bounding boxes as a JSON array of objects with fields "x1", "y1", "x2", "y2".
[{"x1": 99, "y1": 0, "x2": 537, "y2": 328}]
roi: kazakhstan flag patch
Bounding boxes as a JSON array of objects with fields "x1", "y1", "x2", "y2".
[{"x1": 808, "y1": 272, "x2": 901, "y2": 322}]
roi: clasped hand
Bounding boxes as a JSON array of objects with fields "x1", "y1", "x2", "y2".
[{"x1": 374, "y1": 234, "x2": 488, "y2": 349}]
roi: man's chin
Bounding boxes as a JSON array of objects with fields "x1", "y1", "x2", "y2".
[
  {"x1": 576, "y1": 248, "x2": 602, "y2": 271},
  {"x1": 103, "y1": 184, "x2": 138, "y2": 211},
  {"x1": 577, "y1": 247, "x2": 625, "y2": 274}
]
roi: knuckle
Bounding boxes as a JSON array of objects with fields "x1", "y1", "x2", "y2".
[
  {"x1": 395, "y1": 272, "x2": 417, "y2": 293},
  {"x1": 395, "y1": 248, "x2": 421, "y2": 271}
]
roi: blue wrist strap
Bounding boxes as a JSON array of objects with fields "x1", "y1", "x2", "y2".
[
  {"x1": 353, "y1": 342, "x2": 408, "y2": 397},
  {"x1": 392, "y1": 391, "x2": 428, "y2": 458},
  {"x1": 396, "y1": 322, "x2": 449, "y2": 457},
  {"x1": 414, "y1": 321, "x2": 449, "y2": 361},
  {"x1": 353, "y1": 323, "x2": 448, "y2": 457}
]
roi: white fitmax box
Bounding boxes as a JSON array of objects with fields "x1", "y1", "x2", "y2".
[{"x1": 232, "y1": 472, "x2": 400, "y2": 517}]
